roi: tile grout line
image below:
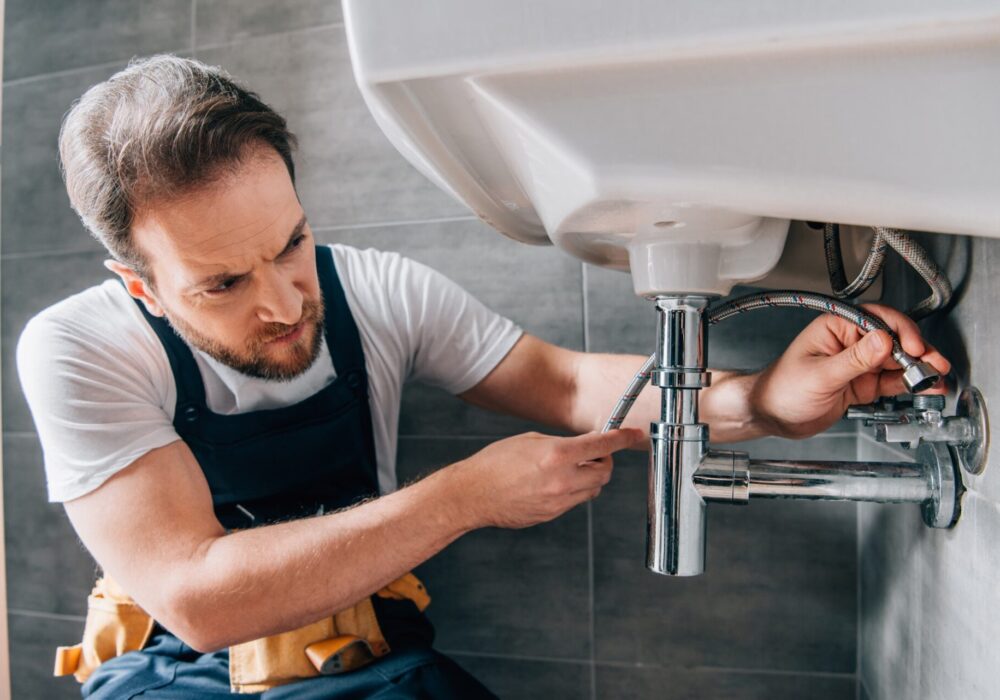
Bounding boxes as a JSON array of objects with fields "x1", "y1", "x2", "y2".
[
  {"x1": 444, "y1": 648, "x2": 858, "y2": 680},
  {"x1": 2, "y1": 20, "x2": 347, "y2": 88},
  {"x1": 3, "y1": 57, "x2": 139, "y2": 88},
  {"x1": 442, "y1": 649, "x2": 591, "y2": 666},
  {"x1": 581, "y1": 262, "x2": 597, "y2": 700},
  {"x1": 0, "y1": 214, "x2": 482, "y2": 262},
  {"x1": 1, "y1": 247, "x2": 106, "y2": 261},
  {"x1": 855, "y1": 427, "x2": 863, "y2": 700},
  {"x1": 311, "y1": 214, "x2": 479, "y2": 233},
  {"x1": 8, "y1": 608, "x2": 85, "y2": 623},
  {"x1": 678, "y1": 665, "x2": 856, "y2": 681},
  {"x1": 191, "y1": 0, "x2": 197, "y2": 54},
  {"x1": 397, "y1": 434, "x2": 515, "y2": 441},
  {"x1": 195, "y1": 22, "x2": 347, "y2": 53},
  {"x1": 2, "y1": 49, "x2": 189, "y2": 89}
]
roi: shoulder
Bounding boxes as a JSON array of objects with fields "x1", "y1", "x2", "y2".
[
  {"x1": 17, "y1": 281, "x2": 171, "y2": 401},
  {"x1": 20, "y1": 280, "x2": 149, "y2": 354},
  {"x1": 328, "y1": 243, "x2": 407, "y2": 287},
  {"x1": 327, "y1": 243, "x2": 458, "y2": 302}
]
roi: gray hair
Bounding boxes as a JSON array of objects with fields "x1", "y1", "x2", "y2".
[{"x1": 59, "y1": 54, "x2": 298, "y2": 279}]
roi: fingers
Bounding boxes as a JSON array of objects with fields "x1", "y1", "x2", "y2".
[
  {"x1": 817, "y1": 328, "x2": 894, "y2": 387},
  {"x1": 858, "y1": 303, "x2": 925, "y2": 357},
  {"x1": 558, "y1": 428, "x2": 643, "y2": 463},
  {"x1": 876, "y1": 368, "x2": 949, "y2": 397},
  {"x1": 918, "y1": 342, "x2": 952, "y2": 377}
]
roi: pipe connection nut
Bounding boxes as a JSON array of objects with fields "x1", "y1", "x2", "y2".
[{"x1": 901, "y1": 359, "x2": 940, "y2": 394}]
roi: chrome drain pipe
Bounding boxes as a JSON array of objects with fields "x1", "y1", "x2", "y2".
[
  {"x1": 646, "y1": 296, "x2": 713, "y2": 576},
  {"x1": 644, "y1": 294, "x2": 971, "y2": 577},
  {"x1": 693, "y1": 447, "x2": 958, "y2": 529}
]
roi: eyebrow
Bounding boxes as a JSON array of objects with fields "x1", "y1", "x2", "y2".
[{"x1": 193, "y1": 214, "x2": 309, "y2": 291}]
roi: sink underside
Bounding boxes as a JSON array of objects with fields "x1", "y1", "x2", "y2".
[{"x1": 345, "y1": 0, "x2": 1000, "y2": 291}]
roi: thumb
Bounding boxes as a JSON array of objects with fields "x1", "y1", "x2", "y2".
[
  {"x1": 562, "y1": 429, "x2": 642, "y2": 462},
  {"x1": 823, "y1": 330, "x2": 893, "y2": 386}
]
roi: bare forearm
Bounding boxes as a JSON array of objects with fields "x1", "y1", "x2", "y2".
[
  {"x1": 570, "y1": 353, "x2": 770, "y2": 443},
  {"x1": 174, "y1": 467, "x2": 471, "y2": 650}
]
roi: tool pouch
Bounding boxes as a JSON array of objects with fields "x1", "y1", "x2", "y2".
[
  {"x1": 53, "y1": 572, "x2": 431, "y2": 694},
  {"x1": 229, "y1": 572, "x2": 431, "y2": 693},
  {"x1": 53, "y1": 577, "x2": 156, "y2": 683}
]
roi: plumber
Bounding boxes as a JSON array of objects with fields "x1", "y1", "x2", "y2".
[{"x1": 17, "y1": 56, "x2": 949, "y2": 699}]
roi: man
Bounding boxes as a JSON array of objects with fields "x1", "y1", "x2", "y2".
[{"x1": 17, "y1": 55, "x2": 948, "y2": 698}]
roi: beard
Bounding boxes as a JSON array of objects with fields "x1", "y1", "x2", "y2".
[{"x1": 167, "y1": 297, "x2": 325, "y2": 382}]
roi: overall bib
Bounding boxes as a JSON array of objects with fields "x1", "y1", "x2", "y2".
[{"x1": 79, "y1": 247, "x2": 496, "y2": 699}]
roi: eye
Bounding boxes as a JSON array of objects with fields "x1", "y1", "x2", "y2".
[
  {"x1": 285, "y1": 234, "x2": 307, "y2": 254},
  {"x1": 206, "y1": 276, "x2": 243, "y2": 295}
]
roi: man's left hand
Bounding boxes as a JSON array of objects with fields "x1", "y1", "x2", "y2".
[{"x1": 748, "y1": 303, "x2": 951, "y2": 439}]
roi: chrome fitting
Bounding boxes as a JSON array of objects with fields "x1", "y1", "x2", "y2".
[{"x1": 893, "y1": 350, "x2": 940, "y2": 394}]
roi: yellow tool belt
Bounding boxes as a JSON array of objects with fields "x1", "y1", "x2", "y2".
[{"x1": 53, "y1": 573, "x2": 430, "y2": 694}]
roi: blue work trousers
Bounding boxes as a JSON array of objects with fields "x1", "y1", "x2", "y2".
[{"x1": 80, "y1": 632, "x2": 498, "y2": 699}]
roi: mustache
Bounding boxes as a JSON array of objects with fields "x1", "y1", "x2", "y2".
[{"x1": 252, "y1": 298, "x2": 324, "y2": 345}]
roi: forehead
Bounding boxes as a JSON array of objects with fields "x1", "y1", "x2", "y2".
[{"x1": 132, "y1": 150, "x2": 302, "y2": 280}]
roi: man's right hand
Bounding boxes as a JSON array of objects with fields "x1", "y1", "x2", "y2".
[{"x1": 449, "y1": 428, "x2": 642, "y2": 530}]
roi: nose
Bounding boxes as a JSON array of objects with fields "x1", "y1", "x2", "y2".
[{"x1": 254, "y1": 267, "x2": 304, "y2": 326}]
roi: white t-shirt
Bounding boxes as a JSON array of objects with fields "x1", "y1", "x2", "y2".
[{"x1": 17, "y1": 245, "x2": 523, "y2": 503}]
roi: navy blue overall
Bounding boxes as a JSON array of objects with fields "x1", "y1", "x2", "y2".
[{"x1": 81, "y1": 247, "x2": 496, "y2": 699}]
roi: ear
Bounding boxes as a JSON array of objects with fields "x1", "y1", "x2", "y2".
[{"x1": 104, "y1": 260, "x2": 166, "y2": 317}]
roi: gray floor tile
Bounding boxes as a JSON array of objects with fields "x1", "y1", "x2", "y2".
[
  {"x1": 450, "y1": 654, "x2": 591, "y2": 700},
  {"x1": 196, "y1": 28, "x2": 469, "y2": 231},
  {"x1": 4, "y1": 435, "x2": 98, "y2": 616},
  {"x1": 9, "y1": 612, "x2": 86, "y2": 700},
  {"x1": 398, "y1": 438, "x2": 592, "y2": 660},
  {"x1": 318, "y1": 218, "x2": 584, "y2": 438},
  {"x1": 2, "y1": 252, "x2": 112, "y2": 433},
  {"x1": 196, "y1": 0, "x2": 342, "y2": 48},
  {"x1": 593, "y1": 441, "x2": 857, "y2": 673},
  {"x1": 3, "y1": 0, "x2": 190, "y2": 82},
  {"x1": 2, "y1": 64, "x2": 125, "y2": 256},
  {"x1": 595, "y1": 665, "x2": 855, "y2": 700}
]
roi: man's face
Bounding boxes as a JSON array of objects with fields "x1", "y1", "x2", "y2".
[{"x1": 131, "y1": 149, "x2": 323, "y2": 381}]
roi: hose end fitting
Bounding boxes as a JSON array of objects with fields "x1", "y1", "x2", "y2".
[{"x1": 899, "y1": 357, "x2": 941, "y2": 394}]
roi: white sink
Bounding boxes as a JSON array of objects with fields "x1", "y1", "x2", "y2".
[{"x1": 344, "y1": 0, "x2": 1000, "y2": 295}]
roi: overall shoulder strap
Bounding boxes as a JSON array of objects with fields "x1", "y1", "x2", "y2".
[
  {"x1": 315, "y1": 246, "x2": 367, "y2": 378},
  {"x1": 128, "y1": 291, "x2": 207, "y2": 409}
]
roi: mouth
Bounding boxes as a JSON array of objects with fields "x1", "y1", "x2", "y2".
[{"x1": 267, "y1": 322, "x2": 306, "y2": 345}]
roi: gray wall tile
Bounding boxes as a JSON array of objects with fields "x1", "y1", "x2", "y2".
[
  {"x1": 859, "y1": 441, "x2": 1000, "y2": 700},
  {"x1": 398, "y1": 438, "x2": 592, "y2": 660},
  {"x1": 2, "y1": 65, "x2": 122, "y2": 256},
  {"x1": 4, "y1": 436, "x2": 97, "y2": 616},
  {"x1": 593, "y1": 437, "x2": 857, "y2": 674},
  {"x1": 858, "y1": 232, "x2": 1000, "y2": 700},
  {"x1": 3, "y1": 0, "x2": 190, "y2": 82},
  {"x1": 196, "y1": 27, "x2": 470, "y2": 231},
  {"x1": 316, "y1": 219, "x2": 583, "y2": 437},
  {"x1": 596, "y1": 665, "x2": 855, "y2": 700},
  {"x1": 2, "y1": 252, "x2": 112, "y2": 433},
  {"x1": 9, "y1": 612, "x2": 84, "y2": 700},
  {"x1": 451, "y1": 655, "x2": 590, "y2": 700},
  {"x1": 196, "y1": 0, "x2": 342, "y2": 48}
]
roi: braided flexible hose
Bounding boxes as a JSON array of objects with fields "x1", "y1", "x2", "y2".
[
  {"x1": 875, "y1": 227, "x2": 952, "y2": 320},
  {"x1": 602, "y1": 290, "x2": 938, "y2": 432},
  {"x1": 706, "y1": 290, "x2": 903, "y2": 353},
  {"x1": 602, "y1": 354, "x2": 656, "y2": 431},
  {"x1": 823, "y1": 223, "x2": 888, "y2": 299}
]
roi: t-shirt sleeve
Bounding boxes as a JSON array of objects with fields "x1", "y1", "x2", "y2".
[
  {"x1": 16, "y1": 293, "x2": 181, "y2": 503},
  {"x1": 364, "y1": 249, "x2": 523, "y2": 394}
]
